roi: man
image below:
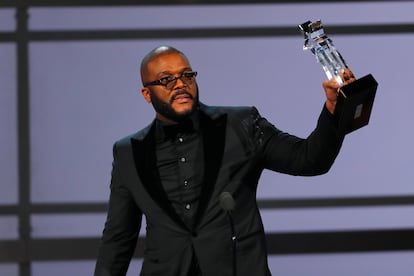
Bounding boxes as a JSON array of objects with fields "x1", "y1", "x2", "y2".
[{"x1": 95, "y1": 45, "x2": 355, "y2": 276}]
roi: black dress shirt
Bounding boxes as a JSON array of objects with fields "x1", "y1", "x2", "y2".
[{"x1": 154, "y1": 112, "x2": 204, "y2": 230}]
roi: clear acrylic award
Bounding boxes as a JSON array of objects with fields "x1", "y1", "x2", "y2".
[{"x1": 299, "y1": 20, "x2": 378, "y2": 134}]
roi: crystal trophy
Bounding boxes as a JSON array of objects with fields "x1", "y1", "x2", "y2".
[{"x1": 299, "y1": 20, "x2": 378, "y2": 134}]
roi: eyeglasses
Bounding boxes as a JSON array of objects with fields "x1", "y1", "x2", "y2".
[{"x1": 144, "y1": 71, "x2": 198, "y2": 90}]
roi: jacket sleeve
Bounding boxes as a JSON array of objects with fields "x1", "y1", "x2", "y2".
[
  {"x1": 94, "y1": 143, "x2": 143, "y2": 276},
  {"x1": 251, "y1": 105, "x2": 345, "y2": 176}
]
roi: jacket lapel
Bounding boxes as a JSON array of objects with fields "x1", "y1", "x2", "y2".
[
  {"x1": 130, "y1": 123, "x2": 189, "y2": 231},
  {"x1": 193, "y1": 108, "x2": 227, "y2": 229}
]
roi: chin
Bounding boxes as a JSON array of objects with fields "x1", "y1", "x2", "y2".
[
  {"x1": 156, "y1": 97, "x2": 199, "y2": 122},
  {"x1": 172, "y1": 105, "x2": 196, "y2": 121},
  {"x1": 174, "y1": 109, "x2": 193, "y2": 119},
  {"x1": 173, "y1": 102, "x2": 194, "y2": 114}
]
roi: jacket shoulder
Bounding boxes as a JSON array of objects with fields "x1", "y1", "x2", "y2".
[
  {"x1": 113, "y1": 122, "x2": 154, "y2": 148},
  {"x1": 200, "y1": 104, "x2": 258, "y2": 120}
]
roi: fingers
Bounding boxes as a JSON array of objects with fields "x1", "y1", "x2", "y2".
[
  {"x1": 322, "y1": 69, "x2": 356, "y2": 113},
  {"x1": 323, "y1": 78, "x2": 340, "y2": 91},
  {"x1": 341, "y1": 68, "x2": 356, "y2": 85},
  {"x1": 323, "y1": 77, "x2": 342, "y2": 114}
]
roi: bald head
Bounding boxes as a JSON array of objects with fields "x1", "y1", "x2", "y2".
[{"x1": 140, "y1": 46, "x2": 189, "y2": 85}]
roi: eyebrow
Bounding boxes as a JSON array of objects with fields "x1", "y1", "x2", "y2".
[{"x1": 157, "y1": 67, "x2": 192, "y2": 77}]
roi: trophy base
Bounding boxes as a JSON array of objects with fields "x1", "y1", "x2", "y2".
[{"x1": 335, "y1": 74, "x2": 378, "y2": 134}]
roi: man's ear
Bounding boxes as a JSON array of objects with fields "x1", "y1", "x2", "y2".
[{"x1": 141, "y1": 87, "x2": 152, "y2": 103}]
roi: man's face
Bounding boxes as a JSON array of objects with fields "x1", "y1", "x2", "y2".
[{"x1": 141, "y1": 52, "x2": 199, "y2": 123}]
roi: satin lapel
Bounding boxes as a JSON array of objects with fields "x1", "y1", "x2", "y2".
[
  {"x1": 131, "y1": 123, "x2": 189, "y2": 231},
  {"x1": 193, "y1": 111, "x2": 227, "y2": 229}
]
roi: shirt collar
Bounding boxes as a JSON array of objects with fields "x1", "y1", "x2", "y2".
[{"x1": 155, "y1": 109, "x2": 200, "y2": 141}]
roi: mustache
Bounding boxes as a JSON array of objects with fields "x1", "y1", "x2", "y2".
[{"x1": 170, "y1": 90, "x2": 193, "y2": 104}]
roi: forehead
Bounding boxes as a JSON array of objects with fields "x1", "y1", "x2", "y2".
[{"x1": 146, "y1": 52, "x2": 191, "y2": 74}]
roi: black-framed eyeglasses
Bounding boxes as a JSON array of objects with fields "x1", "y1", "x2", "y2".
[{"x1": 143, "y1": 71, "x2": 198, "y2": 91}]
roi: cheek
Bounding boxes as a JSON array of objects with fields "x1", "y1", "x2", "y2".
[
  {"x1": 189, "y1": 86, "x2": 198, "y2": 98},
  {"x1": 150, "y1": 91, "x2": 170, "y2": 104}
]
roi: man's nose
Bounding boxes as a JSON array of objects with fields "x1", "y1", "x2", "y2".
[{"x1": 173, "y1": 77, "x2": 186, "y2": 89}]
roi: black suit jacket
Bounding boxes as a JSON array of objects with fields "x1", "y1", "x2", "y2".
[{"x1": 95, "y1": 103, "x2": 344, "y2": 276}]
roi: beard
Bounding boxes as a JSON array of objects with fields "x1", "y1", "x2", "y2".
[{"x1": 149, "y1": 87, "x2": 199, "y2": 122}]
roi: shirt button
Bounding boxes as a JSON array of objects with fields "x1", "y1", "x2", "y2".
[
  {"x1": 178, "y1": 137, "x2": 184, "y2": 142},
  {"x1": 185, "y1": 203, "x2": 191, "y2": 210},
  {"x1": 180, "y1": 157, "x2": 186, "y2": 163}
]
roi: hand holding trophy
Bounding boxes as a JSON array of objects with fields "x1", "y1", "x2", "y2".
[{"x1": 299, "y1": 20, "x2": 378, "y2": 134}]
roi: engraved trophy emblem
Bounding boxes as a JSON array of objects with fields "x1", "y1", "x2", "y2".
[{"x1": 299, "y1": 20, "x2": 378, "y2": 134}]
